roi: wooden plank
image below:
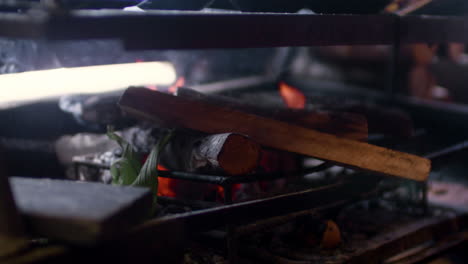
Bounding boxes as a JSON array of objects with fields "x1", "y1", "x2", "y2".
[
  {"x1": 177, "y1": 87, "x2": 368, "y2": 141},
  {"x1": 9, "y1": 177, "x2": 152, "y2": 245},
  {"x1": 119, "y1": 88, "x2": 430, "y2": 181}
]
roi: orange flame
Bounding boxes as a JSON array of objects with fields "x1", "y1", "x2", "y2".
[
  {"x1": 157, "y1": 164, "x2": 177, "y2": 197},
  {"x1": 279, "y1": 82, "x2": 306, "y2": 109},
  {"x1": 168, "y1": 76, "x2": 185, "y2": 94}
]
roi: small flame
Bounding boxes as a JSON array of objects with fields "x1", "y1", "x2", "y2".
[
  {"x1": 157, "y1": 164, "x2": 177, "y2": 197},
  {"x1": 279, "y1": 82, "x2": 306, "y2": 109},
  {"x1": 168, "y1": 77, "x2": 186, "y2": 94}
]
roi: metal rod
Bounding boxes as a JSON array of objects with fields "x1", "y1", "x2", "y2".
[
  {"x1": 129, "y1": 179, "x2": 376, "y2": 240},
  {"x1": 158, "y1": 162, "x2": 330, "y2": 186},
  {"x1": 73, "y1": 161, "x2": 329, "y2": 186},
  {"x1": 424, "y1": 140, "x2": 468, "y2": 160}
]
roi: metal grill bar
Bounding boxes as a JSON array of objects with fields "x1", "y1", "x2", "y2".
[{"x1": 74, "y1": 158, "x2": 331, "y2": 186}]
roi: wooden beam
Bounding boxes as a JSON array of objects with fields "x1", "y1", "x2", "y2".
[
  {"x1": 119, "y1": 88, "x2": 430, "y2": 181},
  {"x1": 177, "y1": 87, "x2": 368, "y2": 141},
  {"x1": 10, "y1": 177, "x2": 152, "y2": 245}
]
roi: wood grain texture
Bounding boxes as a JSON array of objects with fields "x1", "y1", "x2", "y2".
[
  {"x1": 10, "y1": 177, "x2": 152, "y2": 245},
  {"x1": 197, "y1": 133, "x2": 260, "y2": 175},
  {"x1": 119, "y1": 88, "x2": 430, "y2": 181},
  {"x1": 177, "y1": 87, "x2": 368, "y2": 141},
  {"x1": 162, "y1": 132, "x2": 261, "y2": 176}
]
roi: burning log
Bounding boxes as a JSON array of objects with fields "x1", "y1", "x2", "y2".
[
  {"x1": 119, "y1": 88, "x2": 430, "y2": 181},
  {"x1": 177, "y1": 87, "x2": 368, "y2": 141},
  {"x1": 161, "y1": 131, "x2": 261, "y2": 176}
]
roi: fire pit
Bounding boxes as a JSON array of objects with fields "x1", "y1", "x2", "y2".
[{"x1": 1, "y1": 1, "x2": 468, "y2": 264}]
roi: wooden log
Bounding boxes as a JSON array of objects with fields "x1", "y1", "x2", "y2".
[
  {"x1": 9, "y1": 177, "x2": 152, "y2": 245},
  {"x1": 177, "y1": 87, "x2": 368, "y2": 141},
  {"x1": 333, "y1": 103, "x2": 415, "y2": 138},
  {"x1": 119, "y1": 88, "x2": 430, "y2": 181},
  {"x1": 161, "y1": 131, "x2": 261, "y2": 176}
]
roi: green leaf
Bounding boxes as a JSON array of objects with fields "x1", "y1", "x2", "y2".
[
  {"x1": 132, "y1": 131, "x2": 173, "y2": 205},
  {"x1": 132, "y1": 130, "x2": 173, "y2": 217},
  {"x1": 107, "y1": 126, "x2": 174, "y2": 216},
  {"x1": 107, "y1": 126, "x2": 142, "y2": 185}
]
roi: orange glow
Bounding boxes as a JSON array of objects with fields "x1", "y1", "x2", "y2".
[
  {"x1": 157, "y1": 164, "x2": 177, "y2": 197},
  {"x1": 216, "y1": 184, "x2": 241, "y2": 201},
  {"x1": 168, "y1": 76, "x2": 186, "y2": 94},
  {"x1": 158, "y1": 164, "x2": 168, "y2": 171},
  {"x1": 146, "y1": 85, "x2": 158, "y2": 91},
  {"x1": 279, "y1": 82, "x2": 306, "y2": 109},
  {"x1": 216, "y1": 186, "x2": 224, "y2": 199}
]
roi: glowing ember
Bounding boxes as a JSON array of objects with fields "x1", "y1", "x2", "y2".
[
  {"x1": 157, "y1": 164, "x2": 177, "y2": 197},
  {"x1": 168, "y1": 77, "x2": 186, "y2": 94},
  {"x1": 279, "y1": 82, "x2": 306, "y2": 109},
  {"x1": 216, "y1": 184, "x2": 242, "y2": 201}
]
